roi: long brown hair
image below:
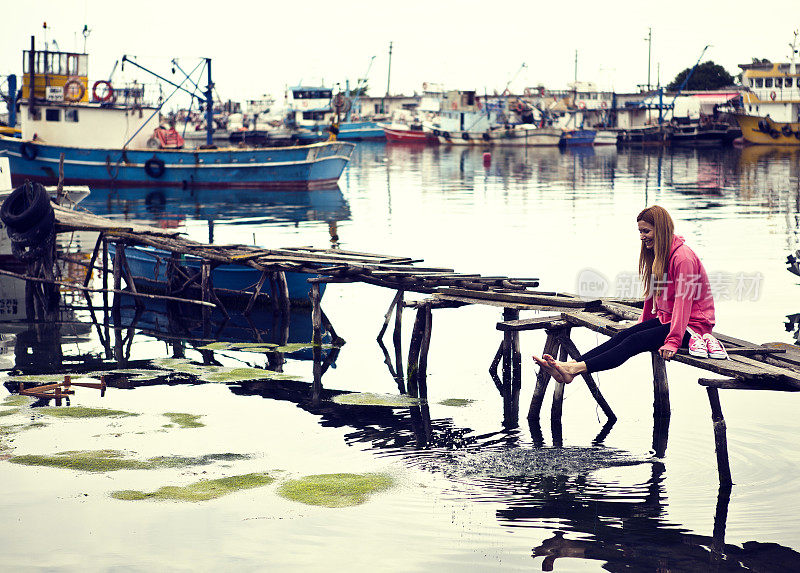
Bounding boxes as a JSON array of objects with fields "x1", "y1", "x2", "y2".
[{"x1": 637, "y1": 205, "x2": 675, "y2": 297}]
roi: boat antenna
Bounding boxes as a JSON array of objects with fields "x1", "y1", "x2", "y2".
[{"x1": 82, "y1": 24, "x2": 91, "y2": 53}]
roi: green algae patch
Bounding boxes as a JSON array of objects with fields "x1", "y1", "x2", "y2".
[
  {"x1": 2, "y1": 395, "x2": 31, "y2": 407},
  {"x1": 273, "y1": 342, "x2": 332, "y2": 354},
  {"x1": 39, "y1": 406, "x2": 138, "y2": 419},
  {"x1": 438, "y1": 398, "x2": 475, "y2": 407},
  {"x1": 6, "y1": 374, "x2": 70, "y2": 383},
  {"x1": 0, "y1": 408, "x2": 20, "y2": 417},
  {"x1": 162, "y1": 412, "x2": 204, "y2": 429},
  {"x1": 278, "y1": 473, "x2": 394, "y2": 507},
  {"x1": 111, "y1": 472, "x2": 276, "y2": 502},
  {"x1": 331, "y1": 392, "x2": 419, "y2": 408},
  {"x1": 198, "y1": 342, "x2": 231, "y2": 350},
  {"x1": 9, "y1": 450, "x2": 151, "y2": 472},
  {"x1": 146, "y1": 453, "x2": 249, "y2": 468},
  {"x1": 198, "y1": 367, "x2": 296, "y2": 383}
]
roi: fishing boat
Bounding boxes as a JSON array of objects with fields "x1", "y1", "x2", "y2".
[
  {"x1": 381, "y1": 122, "x2": 437, "y2": 143},
  {"x1": 114, "y1": 244, "x2": 324, "y2": 304},
  {"x1": 559, "y1": 129, "x2": 596, "y2": 147},
  {"x1": 0, "y1": 39, "x2": 354, "y2": 190},
  {"x1": 733, "y1": 33, "x2": 800, "y2": 145},
  {"x1": 427, "y1": 90, "x2": 562, "y2": 146},
  {"x1": 284, "y1": 85, "x2": 384, "y2": 142}
]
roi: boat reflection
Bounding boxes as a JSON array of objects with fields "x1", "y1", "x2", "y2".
[{"x1": 78, "y1": 185, "x2": 352, "y2": 228}]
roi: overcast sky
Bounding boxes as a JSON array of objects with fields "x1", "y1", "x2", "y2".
[{"x1": 3, "y1": 1, "x2": 800, "y2": 108}]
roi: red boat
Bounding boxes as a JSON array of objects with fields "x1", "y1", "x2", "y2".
[{"x1": 381, "y1": 123, "x2": 437, "y2": 143}]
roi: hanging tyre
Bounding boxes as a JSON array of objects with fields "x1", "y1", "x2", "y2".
[
  {"x1": 0, "y1": 181, "x2": 51, "y2": 231},
  {"x1": 8, "y1": 208, "x2": 55, "y2": 247},
  {"x1": 19, "y1": 142, "x2": 38, "y2": 160},
  {"x1": 144, "y1": 157, "x2": 166, "y2": 178}
]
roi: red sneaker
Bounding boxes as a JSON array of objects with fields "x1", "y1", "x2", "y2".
[
  {"x1": 703, "y1": 334, "x2": 728, "y2": 359},
  {"x1": 688, "y1": 335, "x2": 708, "y2": 358}
]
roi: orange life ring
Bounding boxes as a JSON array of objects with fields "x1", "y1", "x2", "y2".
[
  {"x1": 451, "y1": 101, "x2": 457, "y2": 110},
  {"x1": 502, "y1": 89, "x2": 510, "y2": 96},
  {"x1": 770, "y1": 90, "x2": 777, "y2": 101},
  {"x1": 92, "y1": 80, "x2": 114, "y2": 103},
  {"x1": 63, "y1": 77, "x2": 85, "y2": 102},
  {"x1": 579, "y1": 102, "x2": 586, "y2": 109},
  {"x1": 302, "y1": 101, "x2": 308, "y2": 108},
  {"x1": 600, "y1": 101, "x2": 608, "y2": 109}
]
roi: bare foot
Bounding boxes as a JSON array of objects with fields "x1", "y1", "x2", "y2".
[
  {"x1": 532, "y1": 354, "x2": 560, "y2": 381},
  {"x1": 544, "y1": 354, "x2": 577, "y2": 385}
]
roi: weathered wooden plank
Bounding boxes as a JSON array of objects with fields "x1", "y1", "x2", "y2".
[
  {"x1": 442, "y1": 288, "x2": 596, "y2": 308},
  {"x1": 497, "y1": 316, "x2": 569, "y2": 331},
  {"x1": 698, "y1": 378, "x2": 800, "y2": 391}
]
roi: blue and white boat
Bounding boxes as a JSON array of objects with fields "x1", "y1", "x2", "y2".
[
  {"x1": 114, "y1": 244, "x2": 325, "y2": 304},
  {"x1": 0, "y1": 41, "x2": 354, "y2": 190},
  {"x1": 285, "y1": 85, "x2": 385, "y2": 142}
]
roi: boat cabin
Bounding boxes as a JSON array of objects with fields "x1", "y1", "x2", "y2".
[
  {"x1": 739, "y1": 62, "x2": 800, "y2": 122},
  {"x1": 17, "y1": 43, "x2": 160, "y2": 149},
  {"x1": 285, "y1": 86, "x2": 333, "y2": 127}
]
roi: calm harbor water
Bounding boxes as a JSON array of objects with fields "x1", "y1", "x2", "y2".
[{"x1": 2, "y1": 142, "x2": 800, "y2": 571}]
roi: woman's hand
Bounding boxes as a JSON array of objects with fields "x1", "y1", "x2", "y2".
[{"x1": 660, "y1": 348, "x2": 675, "y2": 360}]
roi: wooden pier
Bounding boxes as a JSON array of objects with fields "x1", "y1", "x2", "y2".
[{"x1": 6, "y1": 202, "x2": 800, "y2": 486}]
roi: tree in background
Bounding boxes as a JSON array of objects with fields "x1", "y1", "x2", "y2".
[{"x1": 666, "y1": 61, "x2": 735, "y2": 91}]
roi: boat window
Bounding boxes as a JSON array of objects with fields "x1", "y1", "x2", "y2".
[
  {"x1": 775, "y1": 78, "x2": 782, "y2": 88},
  {"x1": 749, "y1": 79, "x2": 754, "y2": 87},
  {"x1": 765, "y1": 78, "x2": 773, "y2": 88},
  {"x1": 755, "y1": 78, "x2": 763, "y2": 88},
  {"x1": 45, "y1": 108, "x2": 60, "y2": 122},
  {"x1": 786, "y1": 78, "x2": 794, "y2": 88},
  {"x1": 65, "y1": 109, "x2": 79, "y2": 122},
  {"x1": 321, "y1": 90, "x2": 332, "y2": 99},
  {"x1": 28, "y1": 108, "x2": 41, "y2": 121},
  {"x1": 302, "y1": 111, "x2": 327, "y2": 120}
]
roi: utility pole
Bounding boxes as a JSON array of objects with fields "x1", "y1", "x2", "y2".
[
  {"x1": 646, "y1": 27, "x2": 652, "y2": 91},
  {"x1": 574, "y1": 50, "x2": 578, "y2": 83},
  {"x1": 382, "y1": 41, "x2": 393, "y2": 114}
]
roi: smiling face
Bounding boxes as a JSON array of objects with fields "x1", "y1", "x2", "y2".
[{"x1": 638, "y1": 220, "x2": 655, "y2": 250}]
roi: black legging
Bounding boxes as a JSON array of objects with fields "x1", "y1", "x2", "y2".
[{"x1": 581, "y1": 318, "x2": 691, "y2": 374}]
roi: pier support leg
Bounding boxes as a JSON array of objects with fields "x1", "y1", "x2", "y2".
[
  {"x1": 310, "y1": 283, "x2": 323, "y2": 405},
  {"x1": 406, "y1": 306, "x2": 426, "y2": 398},
  {"x1": 102, "y1": 237, "x2": 111, "y2": 359},
  {"x1": 557, "y1": 334, "x2": 616, "y2": 422},
  {"x1": 651, "y1": 352, "x2": 671, "y2": 456},
  {"x1": 201, "y1": 261, "x2": 211, "y2": 338},
  {"x1": 112, "y1": 242, "x2": 124, "y2": 363},
  {"x1": 528, "y1": 328, "x2": 561, "y2": 421},
  {"x1": 706, "y1": 386, "x2": 733, "y2": 487},
  {"x1": 550, "y1": 344, "x2": 568, "y2": 447},
  {"x1": 502, "y1": 307, "x2": 521, "y2": 428},
  {"x1": 393, "y1": 291, "x2": 405, "y2": 393}
]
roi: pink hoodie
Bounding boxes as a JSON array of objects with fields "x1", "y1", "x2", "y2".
[{"x1": 637, "y1": 235, "x2": 715, "y2": 353}]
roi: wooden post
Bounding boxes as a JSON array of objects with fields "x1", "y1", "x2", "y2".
[
  {"x1": 502, "y1": 307, "x2": 520, "y2": 427},
  {"x1": 550, "y1": 344, "x2": 568, "y2": 434},
  {"x1": 393, "y1": 290, "x2": 405, "y2": 390},
  {"x1": 706, "y1": 386, "x2": 733, "y2": 486},
  {"x1": 417, "y1": 305, "x2": 432, "y2": 401},
  {"x1": 489, "y1": 340, "x2": 503, "y2": 394},
  {"x1": 83, "y1": 234, "x2": 103, "y2": 288},
  {"x1": 528, "y1": 329, "x2": 561, "y2": 421},
  {"x1": 102, "y1": 236, "x2": 111, "y2": 359},
  {"x1": 275, "y1": 270, "x2": 291, "y2": 319},
  {"x1": 201, "y1": 261, "x2": 211, "y2": 338},
  {"x1": 406, "y1": 307, "x2": 426, "y2": 398},
  {"x1": 245, "y1": 269, "x2": 269, "y2": 316},
  {"x1": 712, "y1": 482, "x2": 732, "y2": 565},
  {"x1": 557, "y1": 334, "x2": 616, "y2": 421},
  {"x1": 651, "y1": 352, "x2": 671, "y2": 419},
  {"x1": 310, "y1": 283, "x2": 323, "y2": 405},
  {"x1": 112, "y1": 242, "x2": 123, "y2": 362}
]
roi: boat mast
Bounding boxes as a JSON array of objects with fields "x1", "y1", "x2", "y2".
[
  {"x1": 205, "y1": 58, "x2": 213, "y2": 147},
  {"x1": 646, "y1": 27, "x2": 652, "y2": 91}
]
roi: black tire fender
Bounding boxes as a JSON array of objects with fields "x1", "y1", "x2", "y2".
[
  {"x1": 20, "y1": 142, "x2": 38, "y2": 160},
  {"x1": 144, "y1": 157, "x2": 166, "y2": 178},
  {"x1": 0, "y1": 181, "x2": 51, "y2": 231}
]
